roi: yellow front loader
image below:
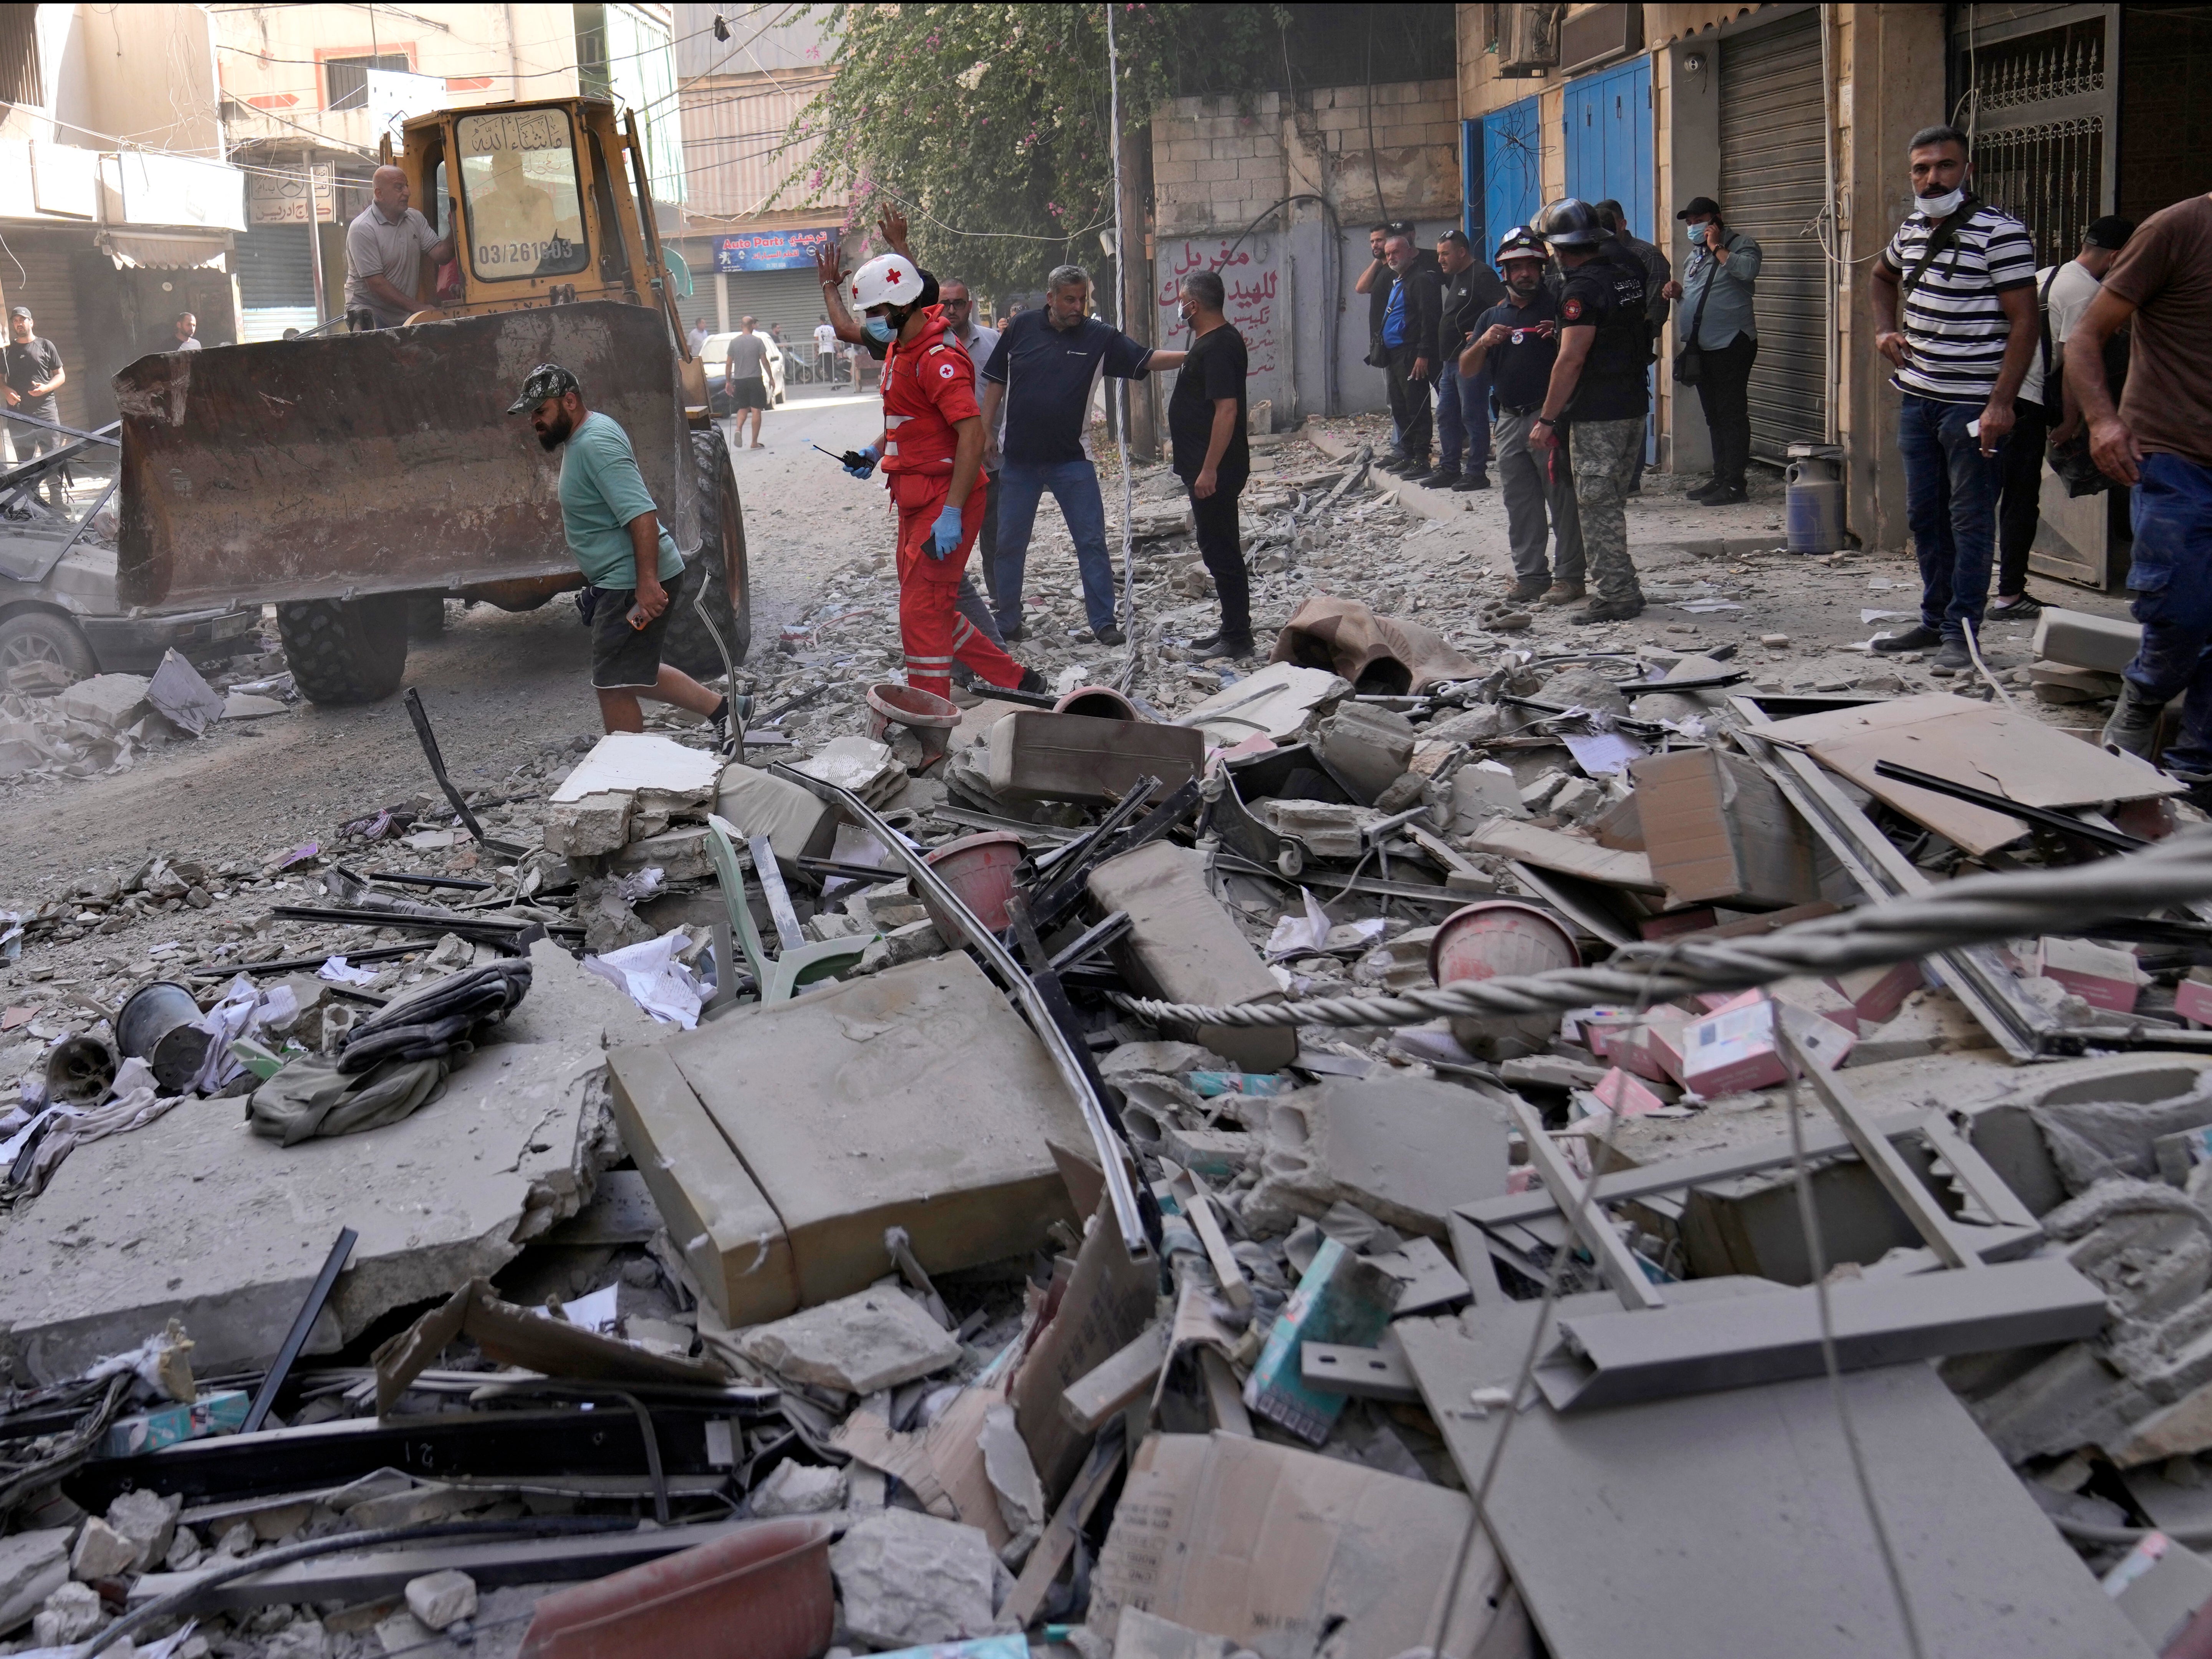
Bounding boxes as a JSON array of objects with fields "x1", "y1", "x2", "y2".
[{"x1": 113, "y1": 99, "x2": 745, "y2": 704}]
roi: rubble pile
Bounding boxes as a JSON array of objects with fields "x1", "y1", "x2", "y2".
[{"x1": 6, "y1": 426, "x2": 2212, "y2": 1657}]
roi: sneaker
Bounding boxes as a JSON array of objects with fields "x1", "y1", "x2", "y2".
[
  {"x1": 707, "y1": 696, "x2": 736, "y2": 758},
  {"x1": 1570, "y1": 595, "x2": 1645, "y2": 625},
  {"x1": 1990, "y1": 591, "x2": 2045, "y2": 619},
  {"x1": 1542, "y1": 581, "x2": 1586, "y2": 606},
  {"x1": 1416, "y1": 468, "x2": 1462, "y2": 489},
  {"x1": 1699, "y1": 487, "x2": 1749, "y2": 506},
  {"x1": 999, "y1": 621, "x2": 1027, "y2": 642},
  {"x1": 1929, "y1": 638, "x2": 1972, "y2": 675},
  {"x1": 1502, "y1": 576, "x2": 1550, "y2": 604},
  {"x1": 2103, "y1": 683, "x2": 2162, "y2": 759},
  {"x1": 1871, "y1": 624, "x2": 1942, "y2": 654},
  {"x1": 1450, "y1": 472, "x2": 1491, "y2": 493},
  {"x1": 1686, "y1": 479, "x2": 1725, "y2": 500},
  {"x1": 1387, "y1": 456, "x2": 1432, "y2": 477},
  {"x1": 1184, "y1": 631, "x2": 1254, "y2": 662},
  {"x1": 1093, "y1": 624, "x2": 1127, "y2": 646}
]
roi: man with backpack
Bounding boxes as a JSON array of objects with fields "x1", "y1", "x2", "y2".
[
  {"x1": 1867, "y1": 124, "x2": 2040, "y2": 676},
  {"x1": 1992, "y1": 216, "x2": 2134, "y2": 620}
]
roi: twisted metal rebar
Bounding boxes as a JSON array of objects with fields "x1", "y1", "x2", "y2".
[{"x1": 1114, "y1": 828, "x2": 2212, "y2": 1031}]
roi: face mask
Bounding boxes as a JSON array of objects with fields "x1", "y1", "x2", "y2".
[
  {"x1": 862, "y1": 315, "x2": 896, "y2": 344},
  {"x1": 1688, "y1": 222, "x2": 1708, "y2": 245},
  {"x1": 1915, "y1": 187, "x2": 1964, "y2": 219}
]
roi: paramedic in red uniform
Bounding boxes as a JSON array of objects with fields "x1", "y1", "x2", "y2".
[{"x1": 837, "y1": 253, "x2": 1045, "y2": 702}]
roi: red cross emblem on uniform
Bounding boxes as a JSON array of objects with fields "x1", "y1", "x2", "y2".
[{"x1": 939, "y1": 363, "x2": 956, "y2": 379}]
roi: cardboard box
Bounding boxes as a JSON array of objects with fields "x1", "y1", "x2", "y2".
[
  {"x1": 1630, "y1": 747, "x2": 1821, "y2": 910},
  {"x1": 987, "y1": 710, "x2": 1204, "y2": 805},
  {"x1": 2036, "y1": 935, "x2": 2147, "y2": 1014},
  {"x1": 1593, "y1": 1067, "x2": 1669, "y2": 1116},
  {"x1": 105, "y1": 1389, "x2": 250, "y2": 1457},
  {"x1": 1680, "y1": 997, "x2": 1855, "y2": 1097},
  {"x1": 1770, "y1": 974, "x2": 1861, "y2": 1036},
  {"x1": 1086, "y1": 1432, "x2": 1529, "y2": 1659},
  {"x1": 1614, "y1": 1006, "x2": 1692, "y2": 1084},
  {"x1": 1242, "y1": 1237, "x2": 1399, "y2": 1443},
  {"x1": 2178, "y1": 977, "x2": 2212, "y2": 1027},
  {"x1": 1831, "y1": 960, "x2": 1922, "y2": 1027}
]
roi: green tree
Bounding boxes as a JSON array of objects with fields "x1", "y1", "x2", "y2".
[{"x1": 786, "y1": 3, "x2": 1285, "y2": 301}]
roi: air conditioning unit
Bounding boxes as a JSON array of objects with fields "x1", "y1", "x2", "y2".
[
  {"x1": 1497, "y1": 3, "x2": 1562, "y2": 78},
  {"x1": 1558, "y1": 3, "x2": 1643, "y2": 75}
]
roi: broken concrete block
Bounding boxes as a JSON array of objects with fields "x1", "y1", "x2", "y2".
[
  {"x1": 878, "y1": 917, "x2": 943, "y2": 966},
  {"x1": 615, "y1": 953, "x2": 1087, "y2": 1323},
  {"x1": 0, "y1": 1528, "x2": 69, "y2": 1633},
  {"x1": 265, "y1": 1617, "x2": 329, "y2": 1659},
  {"x1": 1251, "y1": 799, "x2": 1384, "y2": 860},
  {"x1": 344, "y1": 1483, "x2": 480, "y2": 1530},
  {"x1": 1088, "y1": 843, "x2": 1297, "y2": 1073},
  {"x1": 545, "y1": 793, "x2": 633, "y2": 858},
  {"x1": 165, "y1": 1528, "x2": 202, "y2": 1573},
  {"x1": 2035, "y1": 606, "x2": 2142, "y2": 674},
  {"x1": 829, "y1": 1509, "x2": 997, "y2": 1647},
  {"x1": 1161, "y1": 1125, "x2": 1255, "y2": 1179},
  {"x1": 106, "y1": 1487, "x2": 180, "y2": 1571},
  {"x1": 987, "y1": 711, "x2": 1204, "y2": 805},
  {"x1": 1520, "y1": 770, "x2": 1569, "y2": 812},
  {"x1": 58, "y1": 673, "x2": 151, "y2": 733},
  {"x1": 1631, "y1": 746, "x2": 1820, "y2": 910},
  {"x1": 1099, "y1": 1041, "x2": 1227, "y2": 1078},
  {"x1": 1450, "y1": 758, "x2": 1525, "y2": 827},
  {"x1": 147, "y1": 649, "x2": 227, "y2": 737},
  {"x1": 403, "y1": 1570, "x2": 477, "y2": 1630},
  {"x1": 1548, "y1": 775, "x2": 1602, "y2": 820},
  {"x1": 981, "y1": 1401, "x2": 1046, "y2": 1560},
  {"x1": 715, "y1": 763, "x2": 838, "y2": 863},
  {"x1": 737, "y1": 1287, "x2": 962, "y2": 1394},
  {"x1": 608, "y1": 826, "x2": 714, "y2": 882},
  {"x1": 375, "y1": 1611, "x2": 435, "y2": 1655},
  {"x1": 69, "y1": 1516, "x2": 138, "y2": 1581},
  {"x1": 1244, "y1": 1076, "x2": 1513, "y2": 1239},
  {"x1": 35, "y1": 1581, "x2": 103, "y2": 1646},
  {"x1": 1185, "y1": 662, "x2": 1351, "y2": 747},
  {"x1": 749, "y1": 1459, "x2": 845, "y2": 1516},
  {"x1": 1311, "y1": 703, "x2": 1415, "y2": 803}
]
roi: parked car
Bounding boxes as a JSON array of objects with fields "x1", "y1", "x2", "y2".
[
  {"x1": 0, "y1": 509, "x2": 256, "y2": 680},
  {"x1": 700, "y1": 331, "x2": 786, "y2": 416}
]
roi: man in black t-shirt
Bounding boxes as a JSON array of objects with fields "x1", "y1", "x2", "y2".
[
  {"x1": 1166, "y1": 270, "x2": 1254, "y2": 661},
  {"x1": 1462, "y1": 229, "x2": 1584, "y2": 606},
  {"x1": 1527, "y1": 199, "x2": 1652, "y2": 624}
]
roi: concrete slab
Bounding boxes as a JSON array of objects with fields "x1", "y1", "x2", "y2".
[{"x1": 0, "y1": 942, "x2": 656, "y2": 1383}]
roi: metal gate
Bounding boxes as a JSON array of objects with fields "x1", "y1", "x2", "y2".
[
  {"x1": 0, "y1": 229, "x2": 93, "y2": 435},
  {"x1": 1719, "y1": 8, "x2": 1827, "y2": 460},
  {"x1": 1563, "y1": 59, "x2": 1653, "y2": 238},
  {"x1": 1479, "y1": 95, "x2": 1545, "y2": 254},
  {"x1": 232, "y1": 222, "x2": 318, "y2": 343}
]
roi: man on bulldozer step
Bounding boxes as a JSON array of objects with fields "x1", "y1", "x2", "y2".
[
  {"x1": 509, "y1": 363, "x2": 733, "y2": 746},
  {"x1": 837, "y1": 253, "x2": 1047, "y2": 704}
]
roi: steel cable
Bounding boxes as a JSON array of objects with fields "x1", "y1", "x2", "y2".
[{"x1": 1113, "y1": 828, "x2": 2212, "y2": 1030}]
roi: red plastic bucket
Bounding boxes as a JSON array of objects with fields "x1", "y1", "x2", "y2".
[
  {"x1": 1055, "y1": 684, "x2": 1141, "y2": 721},
  {"x1": 516, "y1": 1517, "x2": 833, "y2": 1659},
  {"x1": 1429, "y1": 900, "x2": 1580, "y2": 1060},
  {"x1": 923, "y1": 830, "x2": 1028, "y2": 934},
  {"x1": 866, "y1": 681, "x2": 962, "y2": 765}
]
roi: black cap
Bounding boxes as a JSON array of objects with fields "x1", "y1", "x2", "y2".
[
  {"x1": 1676, "y1": 196, "x2": 1722, "y2": 220},
  {"x1": 6, "y1": 305, "x2": 28, "y2": 320},
  {"x1": 2085, "y1": 215, "x2": 2135, "y2": 251},
  {"x1": 507, "y1": 362, "x2": 581, "y2": 414}
]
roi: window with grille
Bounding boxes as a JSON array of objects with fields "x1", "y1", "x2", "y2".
[
  {"x1": 1961, "y1": 19, "x2": 2106, "y2": 268},
  {"x1": 326, "y1": 53, "x2": 411, "y2": 113},
  {"x1": 0, "y1": 6, "x2": 40, "y2": 108}
]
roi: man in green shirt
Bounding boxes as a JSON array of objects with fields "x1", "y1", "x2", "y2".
[{"x1": 508, "y1": 363, "x2": 729, "y2": 742}]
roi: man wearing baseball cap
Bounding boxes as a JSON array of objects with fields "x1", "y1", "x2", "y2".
[
  {"x1": 4, "y1": 305, "x2": 69, "y2": 509},
  {"x1": 508, "y1": 363, "x2": 731, "y2": 743}
]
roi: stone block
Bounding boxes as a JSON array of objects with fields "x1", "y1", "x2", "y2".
[
  {"x1": 69, "y1": 1516, "x2": 138, "y2": 1581},
  {"x1": 830, "y1": 1509, "x2": 997, "y2": 1648},
  {"x1": 616, "y1": 953, "x2": 1087, "y2": 1321},
  {"x1": 1088, "y1": 842, "x2": 1298, "y2": 1072},
  {"x1": 1244, "y1": 1076, "x2": 1513, "y2": 1239},
  {"x1": 1313, "y1": 702, "x2": 1416, "y2": 802},
  {"x1": 0, "y1": 1528, "x2": 69, "y2": 1632},
  {"x1": 106, "y1": 1487, "x2": 180, "y2": 1570},
  {"x1": 403, "y1": 1570, "x2": 477, "y2": 1630},
  {"x1": 2035, "y1": 606, "x2": 2142, "y2": 674},
  {"x1": 749, "y1": 1459, "x2": 845, "y2": 1516},
  {"x1": 58, "y1": 673, "x2": 151, "y2": 732},
  {"x1": 544, "y1": 793, "x2": 632, "y2": 858},
  {"x1": 737, "y1": 1286, "x2": 961, "y2": 1394},
  {"x1": 608, "y1": 825, "x2": 714, "y2": 882},
  {"x1": 35, "y1": 1582, "x2": 103, "y2": 1646}
]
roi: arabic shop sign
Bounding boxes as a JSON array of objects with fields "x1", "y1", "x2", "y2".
[{"x1": 714, "y1": 227, "x2": 837, "y2": 272}]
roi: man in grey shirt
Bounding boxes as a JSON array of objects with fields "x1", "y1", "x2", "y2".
[
  {"x1": 724, "y1": 317, "x2": 771, "y2": 449},
  {"x1": 344, "y1": 165, "x2": 452, "y2": 330},
  {"x1": 1662, "y1": 194, "x2": 1763, "y2": 504}
]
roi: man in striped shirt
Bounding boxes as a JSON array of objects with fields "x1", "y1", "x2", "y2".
[{"x1": 1868, "y1": 124, "x2": 2040, "y2": 675}]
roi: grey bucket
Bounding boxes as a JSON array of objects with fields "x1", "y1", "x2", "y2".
[{"x1": 117, "y1": 981, "x2": 211, "y2": 1094}]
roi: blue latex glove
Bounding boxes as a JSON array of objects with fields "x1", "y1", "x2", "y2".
[
  {"x1": 928, "y1": 503, "x2": 964, "y2": 560},
  {"x1": 844, "y1": 444, "x2": 879, "y2": 480}
]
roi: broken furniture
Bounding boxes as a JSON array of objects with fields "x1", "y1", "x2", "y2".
[{"x1": 703, "y1": 815, "x2": 869, "y2": 1004}]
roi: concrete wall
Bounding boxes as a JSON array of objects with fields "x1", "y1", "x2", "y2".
[
  {"x1": 1150, "y1": 81, "x2": 1461, "y2": 423},
  {"x1": 15, "y1": 3, "x2": 222, "y2": 157}
]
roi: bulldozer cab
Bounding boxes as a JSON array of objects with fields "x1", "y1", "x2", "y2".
[{"x1": 389, "y1": 98, "x2": 706, "y2": 407}]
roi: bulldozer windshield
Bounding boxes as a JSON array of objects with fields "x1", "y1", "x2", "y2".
[{"x1": 456, "y1": 109, "x2": 589, "y2": 281}]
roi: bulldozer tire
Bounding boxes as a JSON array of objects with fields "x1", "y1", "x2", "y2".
[
  {"x1": 276, "y1": 594, "x2": 411, "y2": 705},
  {"x1": 664, "y1": 429, "x2": 751, "y2": 683}
]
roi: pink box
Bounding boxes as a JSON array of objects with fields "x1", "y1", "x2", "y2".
[
  {"x1": 1594, "y1": 1067, "x2": 1669, "y2": 1116},
  {"x1": 2036, "y1": 936, "x2": 2145, "y2": 1015},
  {"x1": 1770, "y1": 975, "x2": 1862, "y2": 1036},
  {"x1": 2179, "y1": 979, "x2": 2212, "y2": 1027},
  {"x1": 1614, "y1": 1006, "x2": 1693, "y2": 1085},
  {"x1": 1680, "y1": 998, "x2": 1856, "y2": 1097},
  {"x1": 1830, "y1": 960, "x2": 1923, "y2": 1027}
]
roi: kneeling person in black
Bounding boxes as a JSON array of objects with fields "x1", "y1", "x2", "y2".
[{"x1": 1168, "y1": 270, "x2": 1253, "y2": 660}]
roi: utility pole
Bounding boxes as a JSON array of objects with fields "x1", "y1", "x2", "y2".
[{"x1": 1118, "y1": 117, "x2": 1158, "y2": 461}]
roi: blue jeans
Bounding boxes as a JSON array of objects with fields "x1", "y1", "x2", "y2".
[
  {"x1": 1435, "y1": 365, "x2": 1493, "y2": 475},
  {"x1": 992, "y1": 459, "x2": 1118, "y2": 635},
  {"x1": 1898, "y1": 393, "x2": 2004, "y2": 641},
  {"x1": 2123, "y1": 453, "x2": 2212, "y2": 778}
]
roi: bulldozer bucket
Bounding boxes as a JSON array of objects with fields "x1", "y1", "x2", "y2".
[{"x1": 114, "y1": 302, "x2": 698, "y2": 611}]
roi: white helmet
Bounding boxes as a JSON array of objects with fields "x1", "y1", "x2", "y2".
[{"x1": 849, "y1": 253, "x2": 925, "y2": 314}]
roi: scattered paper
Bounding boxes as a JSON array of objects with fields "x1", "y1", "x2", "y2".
[
  {"x1": 1861, "y1": 609, "x2": 1918, "y2": 624},
  {"x1": 1561, "y1": 729, "x2": 1646, "y2": 777},
  {"x1": 1267, "y1": 889, "x2": 1333, "y2": 960},
  {"x1": 1675, "y1": 598, "x2": 1743, "y2": 614},
  {"x1": 319, "y1": 956, "x2": 380, "y2": 987},
  {"x1": 583, "y1": 929, "x2": 707, "y2": 1028}
]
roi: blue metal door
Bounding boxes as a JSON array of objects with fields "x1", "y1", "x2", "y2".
[
  {"x1": 1479, "y1": 95, "x2": 1543, "y2": 257},
  {"x1": 1563, "y1": 58, "x2": 1654, "y2": 238}
]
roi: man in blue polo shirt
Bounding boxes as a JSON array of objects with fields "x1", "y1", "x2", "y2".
[{"x1": 979, "y1": 265, "x2": 1185, "y2": 645}]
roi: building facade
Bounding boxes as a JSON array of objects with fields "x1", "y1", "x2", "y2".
[{"x1": 1456, "y1": 2, "x2": 2212, "y2": 570}]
